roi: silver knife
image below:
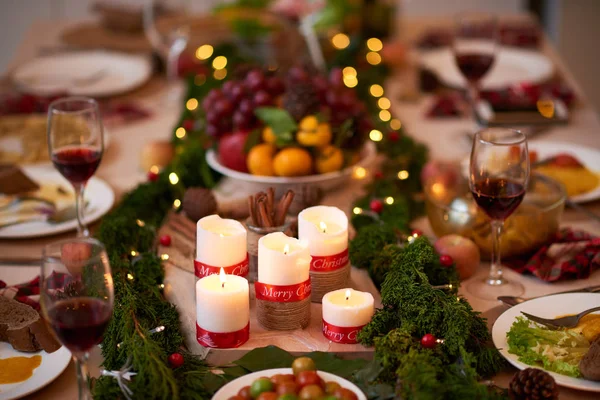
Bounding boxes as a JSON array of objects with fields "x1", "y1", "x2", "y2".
[{"x1": 498, "y1": 285, "x2": 600, "y2": 307}]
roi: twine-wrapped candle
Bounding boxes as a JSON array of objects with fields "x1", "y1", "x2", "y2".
[
  {"x1": 255, "y1": 232, "x2": 312, "y2": 330},
  {"x1": 298, "y1": 206, "x2": 349, "y2": 302},
  {"x1": 194, "y1": 215, "x2": 248, "y2": 280}
]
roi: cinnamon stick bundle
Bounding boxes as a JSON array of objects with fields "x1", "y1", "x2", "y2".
[{"x1": 248, "y1": 188, "x2": 294, "y2": 228}]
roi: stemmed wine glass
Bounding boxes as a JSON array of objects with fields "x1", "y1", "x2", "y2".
[
  {"x1": 48, "y1": 97, "x2": 104, "y2": 237},
  {"x1": 453, "y1": 13, "x2": 498, "y2": 124},
  {"x1": 143, "y1": 0, "x2": 190, "y2": 103},
  {"x1": 40, "y1": 238, "x2": 114, "y2": 400},
  {"x1": 468, "y1": 128, "x2": 529, "y2": 299}
]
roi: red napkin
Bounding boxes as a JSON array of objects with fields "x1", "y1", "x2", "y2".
[
  {"x1": 506, "y1": 228, "x2": 600, "y2": 282},
  {"x1": 424, "y1": 81, "x2": 576, "y2": 118},
  {"x1": 417, "y1": 23, "x2": 541, "y2": 49},
  {"x1": 0, "y1": 92, "x2": 151, "y2": 127},
  {"x1": 0, "y1": 272, "x2": 67, "y2": 310}
]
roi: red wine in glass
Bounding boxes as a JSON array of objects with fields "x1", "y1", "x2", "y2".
[
  {"x1": 52, "y1": 146, "x2": 101, "y2": 185},
  {"x1": 47, "y1": 297, "x2": 112, "y2": 353},
  {"x1": 455, "y1": 53, "x2": 495, "y2": 83},
  {"x1": 471, "y1": 178, "x2": 525, "y2": 220}
]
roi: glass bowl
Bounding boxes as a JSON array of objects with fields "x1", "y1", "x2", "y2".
[{"x1": 424, "y1": 171, "x2": 566, "y2": 258}]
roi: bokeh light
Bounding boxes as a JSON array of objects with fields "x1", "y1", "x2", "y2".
[
  {"x1": 332, "y1": 33, "x2": 350, "y2": 49},
  {"x1": 369, "y1": 84, "x2": 384, "y2": 97},
  {"x1": 366, "y1": 52, "x2": 382, "y2": 65},
  {"x1": 367, "y1": 38, "x2": 383, "y2": 52},
  {"x1": 196, "y1": 44, "x2": 214, "y2": 60}
]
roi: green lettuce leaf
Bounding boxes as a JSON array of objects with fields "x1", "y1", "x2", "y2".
[{"x1": 507, "y1": 316, "x2": 590, "y2": 378}]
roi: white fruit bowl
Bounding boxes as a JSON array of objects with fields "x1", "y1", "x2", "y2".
[
  {"x1": 206, "y1": 141, "x2": 377, "y2": 194},
  {"x1": 212, "y1": 368, "x2": 367, "y2": 400}
]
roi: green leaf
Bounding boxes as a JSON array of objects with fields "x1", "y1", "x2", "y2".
[
  {"x1": 243, "y1": 129, "x2": 262, "y2": 154},
  {"x1": 254, "y1": 107, "x2": 297, "y2": 136},
  {"x1": 306, "y1": 352, "x2": 368, "y2": 379},
  {"x1": 334, "y1": 118, "x2": 354, "y2": 148},
  {"x1": 233, "y1": 346, "x2": 295, "y2": 371}
]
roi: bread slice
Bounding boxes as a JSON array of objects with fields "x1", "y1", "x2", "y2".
[{"x1": 0, "y1": 296, "x2": 60, "y2": 353}]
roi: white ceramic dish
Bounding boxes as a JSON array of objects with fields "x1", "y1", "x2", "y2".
[
  {"x1": 419, "y1": 46, "x2": 554, "y2": 91},
  {"x1": 0, "y1": 164, "x2": 115, "y2": 239},
  {"x1": 206, "y1": 141, "x2": 377, "y2": 193},
  {"x1": 12, "y1": 51, "x2": 152, "y2": 97},
  {"x1": 212, "y1": 368, "x2": 366, "y2": 400},
  {"x1": 461, "y1": 141, "x2": 600, "y2": 203},
  {"x1": 492, "y1": 292, "x2": 600, "y2": 392},
  {"x1": 0, "y1": 343, "x2": 71, "y2": 400}
]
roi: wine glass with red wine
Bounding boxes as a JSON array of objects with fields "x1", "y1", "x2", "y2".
[
  {"x1": 453, "y1": 13, "x2": 498, "y2": 123},
  {"x1": 468, "y1": 128, "x2": 529, "y2": 299},
  {"x1": 48, "y1": 97, "x2": 103, "y2": 237},
  {"x1": 40, "y1": 238, "x2": 114, "y2": 400}
]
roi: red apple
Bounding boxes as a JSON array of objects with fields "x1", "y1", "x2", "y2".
[
  {"x1": 218, "y1": 131, "x2": 250, "y2": 173},
  {"x1": 434, "y1": 234, "x2": 480, "y2": 280}
]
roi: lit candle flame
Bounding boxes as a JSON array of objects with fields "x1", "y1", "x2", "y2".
[
  {"x1": 319, "y1": 221, "x2": 327, "y2": 233},
  {"x1": 219, "y1": 233, "x2": 224, "y2": 238},
  {"x1": 283, "y1": 244, "x2": 290, "y2": 255},
  {"x1": 345, "y1": 289, "x2": 352, "y2": 301},
  {"x1": 219, "y1": 267, "x2": 226, "y2": 288}
]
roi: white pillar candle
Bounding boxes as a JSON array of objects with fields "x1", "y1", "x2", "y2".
[
  {"x1": 196, "y1": 269, "x2": 249, "y2": 333},
  {"x1": 298, "y1": 206, "x2": 348, "y2": 257},
  {"x1": 196, "y1": 214, "x2": 246, "y2": 267},
  {"x1": 258, "y1": 232, "x2": 311, "y2": 285},
  {"x1": 322, "y1": 288, "x2": 374, "y2": 327}
]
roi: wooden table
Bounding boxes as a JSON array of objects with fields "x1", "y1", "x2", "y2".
[{"x1": 1, "y1": 16, "x2": 600, "y2": 399}]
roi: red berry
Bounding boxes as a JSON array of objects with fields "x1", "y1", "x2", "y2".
[
  {"x1": 182, "y1": 119, "x2": 195, "y2": 131},
  {"x1": 370, "y1": 199, "x2": 384, "y2": 214},
  {"x1": 421, "y1": 334, "x2": 437, "y2": 349},
  {"x1": 439, "y1": 254, "x2": 453, "y2": 267},
  {"x1": 168, "y1": 353, "x2": 184, "y2": 368},
  {"x1": 388, "y1": 131, "x2": 400, "y2": 142},
  {"x1": 160, "y1": 235, "x2": 172, "y2": 247},
  {"x1": 147, "y1": 171, "x2": 159, "y2": 182},
  {"x1": 411, "y1": 229, "x2": 423, "y2": 237},
  {"x1": 374, "y1": 171, "x2": 384, "y2": 180}
]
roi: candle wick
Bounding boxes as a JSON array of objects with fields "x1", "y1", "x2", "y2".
[
  {"x1": 222, "y1": 282, "x2": 225, "y2": 288},
  {"x1": 346, "y1": 296, "x2": 349, "y2": 301}
]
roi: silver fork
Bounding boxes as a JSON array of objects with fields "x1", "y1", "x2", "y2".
[{"x1": 521, "y1": 306, "x2": 600, "y2": 329}]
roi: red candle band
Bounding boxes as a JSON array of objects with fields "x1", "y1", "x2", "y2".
[
  {"x1": 310, "y1": 248, "x2": 349, "y2": 272},
  {"x1": 255, "y1": 279, "x2": 311, "y2": 302},
  {"x1": 196, "y1": 322, "x2": 249, "y2": 348},
  {"x1": 194, "y1": 254, "x2": 249, "y2": 279},
  {"x1": 322, "y1": 319, "x2": 366, "y2": 344}
]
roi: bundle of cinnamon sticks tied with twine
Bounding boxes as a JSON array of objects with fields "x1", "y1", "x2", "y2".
[{"x1": 248, "y1": 188, "x2": 295, "y2": 228}]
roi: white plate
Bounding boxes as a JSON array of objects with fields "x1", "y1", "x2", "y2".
[
  {"x1": 0, "y1": 165, "x2": 115, "y2": 239},
  {"x1": 0, "y1": 343, "x2": 71, "y2": 400},
  {"x1": 206, "y1": 141, "x2": 377, "y2": 193},
  {"x1": 419, "y1": 46, "x2": 554, "y2": 91},
  {"x1": 12, "y1": 51, "x2": 152, "y2": 97},
  {"x1": 492, "y1": 293, "x2": 600, "y2": 392},
  {"x1": 212, "y1": 368, "x2": 367, "y2": 400},
  {"x1": 460, "y1": 141, "x2": 600, "y2": 203}
]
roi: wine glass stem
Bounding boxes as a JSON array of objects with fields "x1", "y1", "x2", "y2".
[
  {"x1": 467, "y1": 84, "x2": 481, "y2": 124},
  {"x1": 488, "y1": 219, "x2": 504, "y2": 286},
  {"x1": 74, "y1": 184, "x2": 88, "y2": 237},
  {"x1": 74, "y1": 355, "x2": 92, "y2": 400}
]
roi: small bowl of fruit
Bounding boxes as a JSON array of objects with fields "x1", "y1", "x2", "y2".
[
  {"x1": 205, "y1": 65, "x2": 377, "y2": 193},
  {"x1": 213, "y1": 356, "x2": 366, "y2": 400}
]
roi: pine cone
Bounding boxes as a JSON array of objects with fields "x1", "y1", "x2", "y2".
[
  {"x1": 182, "y1": 187, "x2": 217, "y2": 222},
  {"x1": 509, "y1": 368, "x2": 558, "y2": 400},
  {"x1": 283, "y1": 82, "x2": 320, "y2": 121}
]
